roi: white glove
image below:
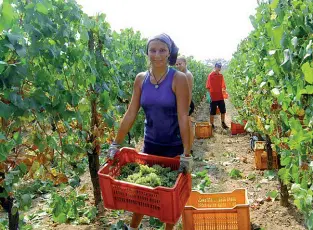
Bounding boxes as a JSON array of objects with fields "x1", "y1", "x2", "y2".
[
  {"x1": 108, "y1": 142, "x2": 121, "y2": 159},
  {"x1": 179, "y1": 154, "x2": 194, "y2": 174}
]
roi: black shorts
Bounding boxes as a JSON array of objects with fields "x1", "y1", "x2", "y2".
[
  {"x1": 210, "y1": 100, "x2": 226, "y2": 115},
  {"x1": 189, "y1": 100, "x2": 195, "y2": 116}
]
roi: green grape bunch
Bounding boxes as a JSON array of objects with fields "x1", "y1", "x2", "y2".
[{"x1": 117, "y1": 163, "x2": 179, "y2": 188}]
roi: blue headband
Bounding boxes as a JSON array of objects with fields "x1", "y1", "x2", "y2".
[{"x1": 146, "y1": 33, "x2": 179, "y2": 66}]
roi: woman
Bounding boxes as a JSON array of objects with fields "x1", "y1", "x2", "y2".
[
  {"x1": 108, "y1": 33, "x2": 193, "y2": 230},
  {"x1": 175, "y1": 56, "x2": 195, "y2": 152}
]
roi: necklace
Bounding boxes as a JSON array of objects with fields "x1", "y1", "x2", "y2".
[{"x1": 151, "y1": 68, "x2": 169, "y2": 89}]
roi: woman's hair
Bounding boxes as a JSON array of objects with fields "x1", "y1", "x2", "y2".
[
  {"x1": 146, "y1": 33, "x2": 179, "y2": 66},
  {"x1": 177, "y1": 56, "x2": 187, "y2": 63}
]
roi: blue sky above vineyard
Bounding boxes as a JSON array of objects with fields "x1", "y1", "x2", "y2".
[{"x1": 76, "y1": 0, "x2": 258, "y2": 61}]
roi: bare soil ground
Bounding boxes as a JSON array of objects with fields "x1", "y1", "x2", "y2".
[{"x1": 189, "y1": 99, "x2": 306, "y2": 230}]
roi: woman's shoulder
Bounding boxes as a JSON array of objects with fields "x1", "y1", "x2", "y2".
[
  {"x1": 173, "y1": 69, "x2": 187, "y2": 81},
  {"x1": 136, "y1": 71, "x2": 147, "y2": 78},
  {"x1": 135, "y1": 71, "x2": 147, "y2": 82},
  {"x1": 133, "y1": 71, "x2": 148, "y2": 89}
]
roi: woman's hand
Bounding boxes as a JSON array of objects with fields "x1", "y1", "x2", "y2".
[
  {"x1": 108, "y1": 142, "x2": 121, "y2": 159},
  {"x1": 179, "y1": 154, "x2": 194, "y2": 174}
]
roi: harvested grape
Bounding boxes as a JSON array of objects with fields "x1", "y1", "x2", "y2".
[{"x1": 117, "y1": 163, "x2": 179, "y2": 188}]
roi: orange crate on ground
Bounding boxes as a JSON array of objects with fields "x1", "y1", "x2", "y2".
[
  {"x1": 195, "y1": 122, "x2": 212, "y2": 139},
  {"x1": 98, "y1": 147, "x2": 192, "y2": 224},
  {"x1": 182, "y1": 189, "x2": 251, "y2": 230},
  {"x1": 254, "y1": 141, "x2": 278, "y2": 170},
  {"x1": 231, "y1": 120, "x2": 247, "y2": 135}
]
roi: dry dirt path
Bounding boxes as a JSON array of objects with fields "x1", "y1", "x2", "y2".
[{"x1": 189, "y1": 98, "x2": 306, "y2": 230}]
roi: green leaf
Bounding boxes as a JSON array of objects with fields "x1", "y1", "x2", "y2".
[
  {"x1": 0, "y1": 133, "x2": 6, "y2": 140},
  {"x1": 54, "y1": 213, "x2": 67, "y2": 223},
  {"x1": 116, "y1": 220, "x2": 125, "y2": 228},
  {"x1": 291, "y1": 37, "x2": 298, "y2": 48},
  {"x1": 78, "y1": 98, "x2": 89, "y2": 113},
  {"x1": 306, "y1": 40, "x2": 312, "y2": 54},
  {"x1": 69, "y1": 176, "x2": 80, "y2": 188},
  {"x1": 291, "y1": 165, "x2": 300, "y2": 183},
  {"x1": 302, "y1": 62, "x2": 313, "y2": 84},
  {"x1": 305, "y1": 85, "x2": 313, "y2": 94},
  {"x1": 270, "y1": 0, "x2": 279, "y2": 9},
  {"x1": 266, "y1": 190, "x2": 279, "y2": 200},
  {"x1": 80, "y1": 28, "x2": 89, "y2": 42},
  {"x1": 281, "y1": 156, "x2": 291, "y2": 166},
  {"x1": 11, "y1": 206, "x2": 18, "y2": 216},
  {"x1": 18, "y1": 163, "x2": 28, "y2": 174},
  {"x1": 85, "y1": 207, "x2": 97, "y2": 220},
  {"x1": 196, "y1": 170, "x2": 207, "y2": 178},
  {"x1": 100, "y1": 91, "x2": 110, "y2": 110},
  {"x1": 24, "y1": 3, "x2": 35, "y2": 10},
  {"x1": 229, "y1": 168, "x2": 242, "y2": 179},
  {"x1": 0, "y1": 102, "x2": 13, "y2": 119},
  {"x1": 13, "y1": 132, "x2": 22, "y2": 145},
  {"x1": 272, "y1": 26, "x2": 284, "y2": 48},
  {"x1": 15, "y1": 44, "x2": 26, "y2": 58},
  {"x1": 247, "y1": 173, "x2": 256, "y2": 180},
  {"x1": 291, "y1": 183, "x2": 301, "y2": 194},
  {"x1": 70, "y1": 92, "x2": 80, "y2": 107},
  {"x1": 0, "y1": 1, "x2": 15, "y2": 30},
  {"x1": 0, "y1": 151, "x2": 8, "y2": 162},
  {"x1": 47, "y1": 136, "x2": 58, "y2": 149},
  {"x1": 35, "y1": 3, "x2": 48, "y2": 15},
  {"x1": 307, "y1": 213, "x2": 313, "y2": 229},
  {"x1": 20, "y1": 194, "x2": 32, "y2": 209},
  {"x1": 88, "y1": 74, "x2": 96, "y2": 85},
  {"x1": 301, "y1": 173, "x2": 308, "y2": 190},
  {"x1": 281, "y1": 49, "x2": 291, "y2": 72},
  {"x1": 264, "y1": 170, "x2": 276, "y2": 180}
]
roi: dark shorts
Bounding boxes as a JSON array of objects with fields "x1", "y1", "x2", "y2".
[
  {"x1": 142, "y1": 141, "x2": 183, "y2": 158},
  {"x1": 210, "y1": 100, "x2": 226, "y2": 115},
  {"x1": 189, "y1": 100, "x2": 195, "y2": 116}
]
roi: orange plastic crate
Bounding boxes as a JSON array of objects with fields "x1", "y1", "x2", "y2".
[
  {"x1": 254, "y1": 141, "x2": 278, "y2": 170},
  {"x1": 223, "y1": 91, "x2": 229, "y2": 99},
  {"x1": 98, "y1": 147, "x2": 192, "y2": 224},
  {"x1": 231, "y1": 121, "x2": 247, "y2": 135},
  {"x1": 195, "y1": 122, "x2": 212, "y2": 139},
  {"x1": 182, "y1": 189, "x2": 251, "y2": 230}
]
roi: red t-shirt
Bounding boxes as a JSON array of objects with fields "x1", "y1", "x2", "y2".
[{"x1": 206, "y1": 71, "x2": 226, "y2": 101}]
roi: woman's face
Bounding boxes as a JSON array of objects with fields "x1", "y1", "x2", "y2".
[
  {"x1": 147, "y1": 40, "x2": 170, "y2": 68},
  {"x1": 175, "y1": 59, "x2": 186, "y2": 72}
]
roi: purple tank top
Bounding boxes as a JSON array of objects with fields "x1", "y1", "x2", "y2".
[{"x1": 140, "y1": 67, "x2": 182, "y2": 146}]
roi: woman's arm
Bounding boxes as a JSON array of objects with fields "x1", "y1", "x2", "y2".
[
  {"x1": 113, "y1": 72, "x2": 145, "y2": 144},
  {"x1": 173, "y1": 72, "x2": 191, "y2": 156},
  {"x1": 186, "y1": 71, "x2": 193, "y2": 104}
]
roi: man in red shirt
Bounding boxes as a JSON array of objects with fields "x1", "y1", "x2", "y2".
[{"x1": 206, "y1": 62, "x2": 229, "y2": 129}]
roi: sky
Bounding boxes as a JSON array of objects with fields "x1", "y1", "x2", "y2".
[{"x1": 76, "y1": 0, "x2": 259, "y2": 61}]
